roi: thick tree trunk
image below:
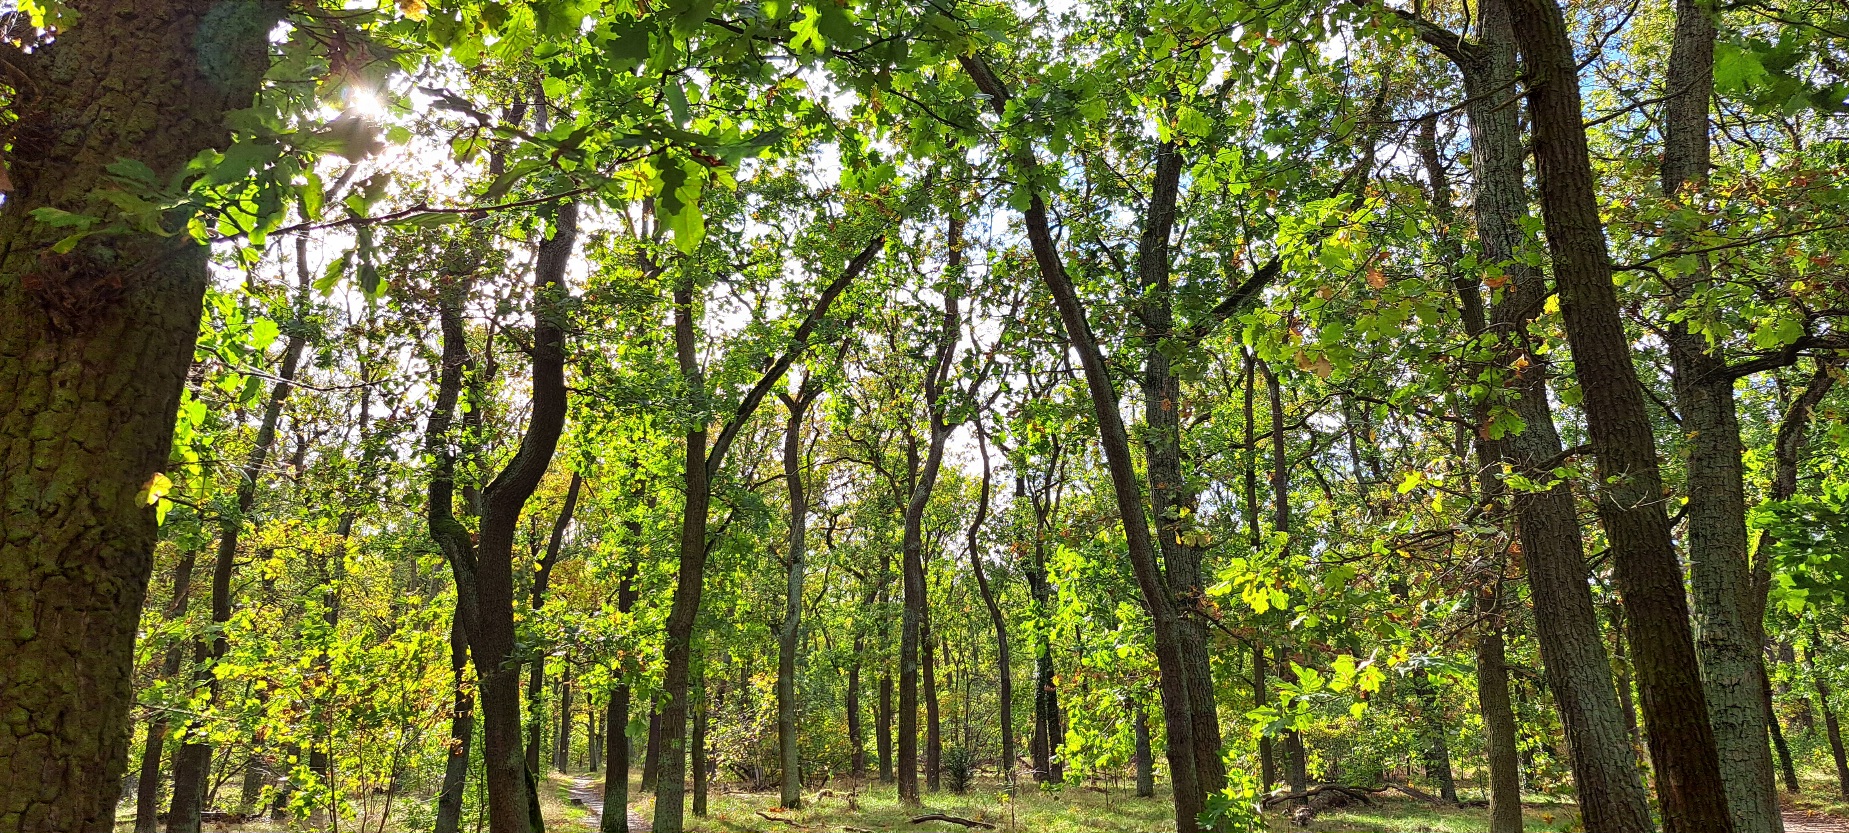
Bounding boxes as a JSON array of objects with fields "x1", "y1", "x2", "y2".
[
  {"x1": 1658, "y1": 2, "x2": 1783, "y2": 828},
  {"x1": 0, "y1": 5, "x2": 275, "y2": 829},
  {"x1": 1508, "y1": 3, "x2": 1735, "y2": 830},
  {"x1": 1400, "y1": 4, "x2": 1655, "y2": 827}
]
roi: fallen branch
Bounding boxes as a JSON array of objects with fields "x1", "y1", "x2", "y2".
[
  {"x1": 757, "y1": 810, "x2": 802, "y2": 827},
  {"x1": 1384, "y1": 781, "x2": 1451, "y2": 805},
  {"x1": 1260, "y1": 784, "x2": 1382, "y2": 808},
  {"x1": 910, "y1": 813, "x2": 998, "y2": 829}
]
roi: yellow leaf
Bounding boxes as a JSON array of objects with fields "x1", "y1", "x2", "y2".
[
  {"x1": 139, "y1": 472, "x2": 172, "y2": 506},
  {"x1": 398, "y1": 0, "x2": 428, "y2": 20}
]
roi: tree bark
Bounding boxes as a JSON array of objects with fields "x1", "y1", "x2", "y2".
[
  {"x1": 1399, "y1": 3, "x2": 1655, "y2": 827},
  {"x1": 959, "y1": 52, "x2": 1207, "y2": 832},
  {"x1": 437, "y1": 615, "x2": 476, "y2": 833},
  {"x1": 642, "y1": 710, "x2": 660, "y2": 792},
  {"x1": 924, "y1": 614, "x2": 942, "y2": 793},
  {"x1": 652, "y1": 238, "x2": 879, "y2": 833},
  {"x1": 1477, "y1": 592, "x2": 1525, "y2": 833},
  {"x1": 0, "y1": 4, "x2": 276, "y2": 829},
  {"x1": 691, "y1": 674, "x2": 708, "y2": 817},
  {"x1": 1135, "y1": 706, "x2": 1155, "y2": 798},
  {"x1": 777, "y1": 379, "x2": 819, "y2": 809},
  {"x1": 134, "y1": 551, "x2": 199, "y2": 833},
  {"x1": 1264, "y1": 362, "x2": 1310, "y2": 800},
  {"x1": 1657, "y1": 3, "x2": 1783, "y2": 830},
  {"x1": 966, "y1": 423, "x2": 1015, "y2": 785},
  {"x1": 1807, "y1": 638, "x2": 1849, "y2": 797},
  {"x1": 878, "y1": 673, "x2": 895, "y2": 783},
  {"x1": 600, "y1": 545, "x2": 641, "y2": 833},
  {"x1": 528, "y1": 472, "x2": 584, "y2": 776},
  {"x1": 1508, "y1": 1, "x2": 1732, "y2": 829}
]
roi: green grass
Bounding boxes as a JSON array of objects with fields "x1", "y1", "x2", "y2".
[{"x1": 1305, "y1": 797, "x2": 1582, "y2": 833}]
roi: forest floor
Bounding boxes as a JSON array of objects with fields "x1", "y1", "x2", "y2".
[{"x1": 541, "y1": 776, "x2": 1593, "y2": 833}]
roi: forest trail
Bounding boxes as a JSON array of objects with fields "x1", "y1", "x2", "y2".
[
  {"x1": 567, "y1": 778, "x2": 652, "y2": 832},
  {"x1": 1784, "y1": 809, "x2": 1849, "y2": 833}
]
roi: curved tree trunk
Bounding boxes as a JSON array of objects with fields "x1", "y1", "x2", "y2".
[
  {"x1": 966, "y1": 423, "x2": 1015, "y2": 785},
  {"x1": 777, "y1": 379, "x2": 819, "y2": 809},
  {"x1": 436, "y1": 615, "x2": 476, "y2": 833},
  {"x1": 528, "y1": 473, "x2": 585, "y2": 776}
]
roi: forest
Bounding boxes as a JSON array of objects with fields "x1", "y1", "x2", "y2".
[{"x1": 2, "y1": 0, "x2": 1848, "y2": 832}]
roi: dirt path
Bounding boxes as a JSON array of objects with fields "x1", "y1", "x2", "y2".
[
  {"x1": 567, "y1": 778, "x2": 651, "y2": 832},
  {"x1": 1785, "y1": 809, "x2": 1849, "y2": 833}
]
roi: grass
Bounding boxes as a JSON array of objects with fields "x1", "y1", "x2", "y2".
[{"x1": 542, "y1": 774, "x2": 1586, "y2": 833}]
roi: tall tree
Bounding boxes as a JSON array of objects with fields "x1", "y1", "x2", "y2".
[
  {"x1": 1508, "y1": 2, "x2": 1735, "y2": 829},
  {"x1": 0, "y1": 5, "x2": 280, "y2": 829}
]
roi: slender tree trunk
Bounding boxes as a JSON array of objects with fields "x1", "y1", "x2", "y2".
[
  {"x1": 555, "y1": 676, "x2": 574, "y2": 773},
  {"x1": 966, "y1": 424, "x2": 1015, "y2": 784},
  {"x1": 642, "y1": 711, "x2": 660, "y2": 792},
  {"x1": 437, "y1": 615, "x2": 476, "y2": 833},
  {"x1": 1025, "y1": 550, "x2": 1063, "y2": 783},
  {"x1": 652, "y1": 238, "x2": 877, "y2": 833},
  {"x1": 169, "y1": 279, "x2": 311, "y2": 833},
  {"x1": 959, "y1": 52, "x2": 1207, "y2": 832},
  {"x1": 777, "y1": 382, "x2": 819, "y2": 808},
  {"x1": 1477, "y1": 591, "x2": 1524, "y2": 833},
  {"x1": 528, "y1": 473, "x2": 584, "y2": 777},
  {"x1": 601, "y1": 548, "x2": 641, "y2": 833},
  {"x1": 1135, "y1": 706, "x2": 1155, "y2": 798},
  {"x1": 848, "y1": 633, "x2": 866, "y2": 778},
  {"x1": 691, "y1": 676, "x2": 709, "y2": 817},
  {"x1": 1242, "y1": 354, "x2": 1278, "y2": 794},
  {"x1": 0, "y1": 6, "x2": 277, "y2": 829},
  {"x1": 1806, "y1": 638, "x2": 1849, "y2": 797},
  {"x1": 925, "y1": 613, "x2": 942, "y2": 793},
  {"x1": 1765, "y1": 670, "x2": 1799, "y2": 794},
  {"x1": 878, "y1": 673, "x2": 894, "y2": 783},
  {"x1": 1263, "y1": 361, "x2": 1310, "y2": 799},
  {"x1": 1411, "y1": 670, "x2": 1459, "y2": 803},
  {"x1": 135, "y1": 552, "x2": 200, "y2": 833}
]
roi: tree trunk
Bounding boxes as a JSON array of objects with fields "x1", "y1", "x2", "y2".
[
  {"x1": 777, "y1": 382, "x2": 819, "y2": 808},
  {"x1": 1764, "y1": 670, "x2": 1799, "y2": 794},
  {"x1": 1263, "y1": 361, "x2": 1311, "y2": 800},
  {"x1": 437, "y1": 615, "x2": 476, "y2": 833},
  {"x1": 1658, "y1": 2, "x2": 1783, "y2": 829},
  {"x1": 691, "y1": 675, "x2": 709, "y2": 817},
  {"x1": 1507, "y1": 3, "x2": 1735, "y2": 829},
  {"x1": 528, "y1": 472, "x2": 585, "y2": 777},
  {"x1": 642, "y1": 711, "x2": 660, "y2": 792},
  {"x1": 169, "y1": 276, "x2": 310, "y2": 833},
  {"x1": 1025, "y1": 548, "x2": 1063, "y2": 784},
  {"x1": 959, "y1": 52, "x2": 1207, "y2": 832},
  {"x1": 427, "y1": 202, "x2": 579, "y2": 833},
  {"x1": 1135, "y1": 706, "x2": 1155, "y2": 798},
  {"x1": 1805, "y1": 638, "x2": 1849, "y2": 797},
  {"x1": 601, "y1": 548, "x2": 641, "y2": 833},
  {"x1": 555, "y1": 676, "x2": 574, "y2": 774},
  {"x1": 134, "y1": 552, "x2": 200, "y2": 833},
  {"x1": 1477, "y1": 593, "x2": 1524, "y2": 833},
  {"x1": 1411, "y1": 670, "x2": 1459, "y2": 803},
  {"x1": 1138, "y1": 141, "x2": 1227, "y2": 799},
  {"x1": 966, "y1": 424, "x2": 1015, "y2": 785},
  {"x1": 0, "y1": 5, "x2": 276, "y2": 830},
  {"x1": 1401, "y1": 4, "x2": 1656, "y2": 827},
  {"x1": 878, "y1": 673, "x2": 894, "y2": 783},
  {"x1": 652, "y1": 239, "x2": 876, "y2": 833},
  {"x1": 848, "y1": 638, "x2": 866, "y2": 778},
  {"x1": 924, "y1": 614, "x2": 942, "y2": 793},
  {"x1": 1243, "y1": 354, "x2": 1278, "y2": 794}
]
